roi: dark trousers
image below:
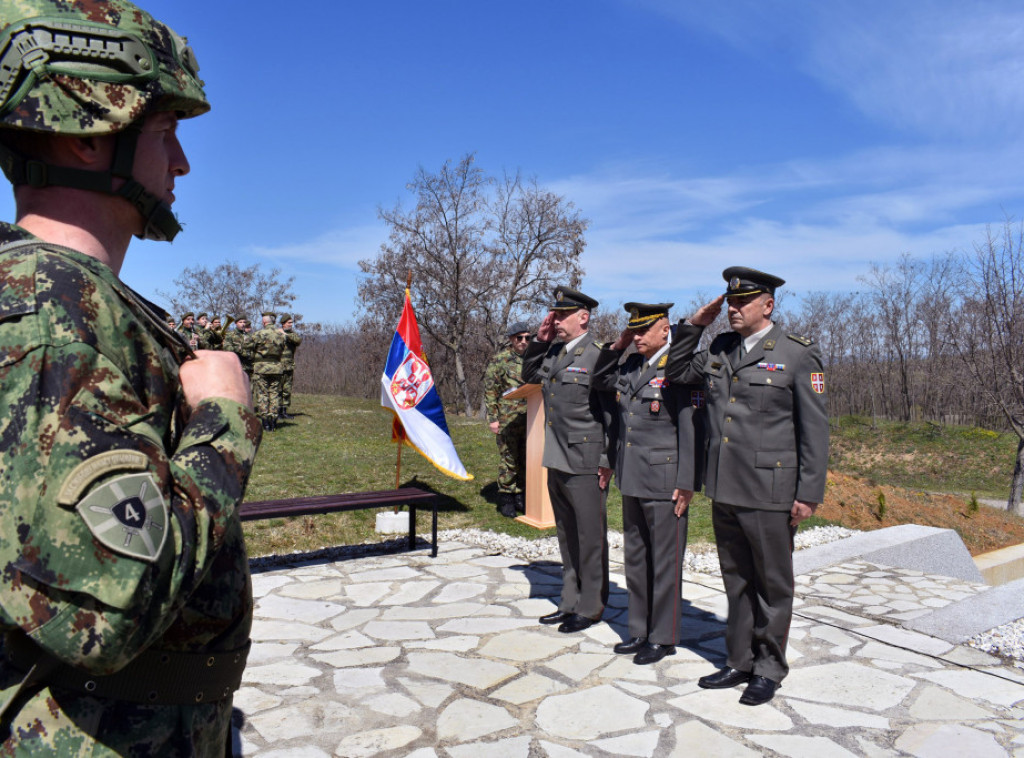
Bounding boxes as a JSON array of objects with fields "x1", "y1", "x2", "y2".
[
  {"x1": 548, "y1": 469, "x2": 609, "y2": 620},
  {"x1": 712, "y1": 501, "x2": 796, "y2": 683},
  {"x1": 622, "y1": 495, "x2": 688, "y2": 645}
]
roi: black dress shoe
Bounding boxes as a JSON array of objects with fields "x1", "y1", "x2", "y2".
[
  {"x1": 558, "y1": 614, "x2": 598, "y2": 633},
  {"x1": 633, "y1": 643, "x2": 675, "y2": 665},
  {"x1": 613, "y1": 637, "x2": 646, "y2": 655},
  {"x1": 698, "y1": 667, "x2": 751, "y2": 689},
  {"x1": 539, "y1": 611, "x2": 572, "y2": 625},
  {"x1": 739, "y1": 675, "x2": 779, "y2": 706}
]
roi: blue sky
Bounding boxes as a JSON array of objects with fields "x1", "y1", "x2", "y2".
[{"x1": 5, "y1": 0, "x2": 1023, "y2": 324}]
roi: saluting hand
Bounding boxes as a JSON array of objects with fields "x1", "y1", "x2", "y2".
[
  {"x1": 690, "y1": 295, "x2": 725, "y2": 327},
  {"x1": 535, "y1": 311, "x2": 556, "y2": 342},
  {"x1": 610, "y1": 327, "x2": 632, "y2": 351}
]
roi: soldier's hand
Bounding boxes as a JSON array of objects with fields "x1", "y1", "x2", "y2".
[
  {"x1": 535, "y1": 311, "x2": 556, "y2": 342},
  {"x1": 790, "y1": 500, "x2": 818, "y2": 527},
  {"x1": 598, "y1": 466, "x2": 613, "y2": 490},
  {"x1": 691, "y1": 295, "x2": 725, "y2": 327},
  {"x1": 489, "y1": 421, "x2": 500, "y2": 434},
  {"x1": 610, "y1": 327, "x2": 632, "y2": 351},
  {"x1": 672, "y1": 489, "x2": 693, "y2": 516},
  {"x1": 180, "y1": 350, "x2": 253, "y2": 411}
]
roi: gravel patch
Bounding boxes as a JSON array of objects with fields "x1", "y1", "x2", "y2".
[{"x1": 968, "y1": 618, "x2": 1024, "y2": 667}]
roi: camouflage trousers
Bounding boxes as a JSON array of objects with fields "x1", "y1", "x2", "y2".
[
  {"x1": 281, "y1": 369, "x2": 294, "y2": 410},
  {"x1": 252, "y1": 372, "x2": 283, "y2": 420},
  {"x1": 496, "y1": 415, "x2": 526, "y2": 494}
]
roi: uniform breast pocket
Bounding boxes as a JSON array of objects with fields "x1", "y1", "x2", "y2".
[
  {"x1": 703, "y1": 366, "x2": 724, "y2": 403},
  {"x1": 748, "y1": 373, "x2": 793, "y2": 412},
  {"x1": 560, "y1": 372, "x2": 591, "y2": 398}
]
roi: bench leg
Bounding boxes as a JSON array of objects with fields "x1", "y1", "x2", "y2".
[
  {"x1": 431, "y1": 503, "x2": 437, "y2": 558},
  {"x1": 409, "y1": 505, "x2": 417, "y2": 551}
]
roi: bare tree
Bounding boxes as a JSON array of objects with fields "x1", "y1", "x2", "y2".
[
  {"x1": 359, "y1": 154, "x2": 587, "y2": 415},
  {"x1": 158, "y1": 261, "x2": 296, "y2": 324},
  {"x1": 948, "y1": 220, "x2": 1024, "y2": 514}
]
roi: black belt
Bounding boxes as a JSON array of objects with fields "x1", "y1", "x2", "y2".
[{"x1": 3, "y1": 631, "x2": 250, "y2": 706}]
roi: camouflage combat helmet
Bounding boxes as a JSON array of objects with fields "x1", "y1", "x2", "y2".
[{"x1": 0, "y1": 0, "x2": 209, "y2": 242}]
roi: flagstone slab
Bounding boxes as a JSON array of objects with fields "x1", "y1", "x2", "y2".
[
  {"x1": 470, "y1": 555, "x2": 523, "y2": 568},
  {"x1": 591, "y1": 729, "x2": 661, "y2": 756},
  {"x1": 491, "y1": 673, "x2": 570, "y2": 704},
  {"x1": 276, "y1": 578, "x2": 345, "y2": 600},
  {"x1": 543, "y1": 652, "x2": 608, "y2": 681},
  {"x1": 233, "y1": 686, "x2": 283, "y2": 714},
  {"x1": 445, "y1": 736, "x2": 532, "y2": 758},
  {"x1": 598, "y1": 656, "x2": 660, "y2": 683},
  {"x1": 535, "y1": 684, "x2": 648, "y2": 740},
  {"x1": 347, "y1": 566, "x2": 423, "y2": 582},
  {"x1": 246, "y1": 703, "x2": 322, "y2": 743},
  {"x1": 310, "y1": 630, "x2": 374, "y2": 650},
  {"x1": 786, "y1": 700, "x2": 890, "y2": 729},
  {"x1": 896, "y1": 723, "x2": 1008, "y2": 758},
  {"x1": 332, "y1": 666, "x2": 386, "y2": 693},
  {"x1": 783, "y1": 662, "x2": 916, "y2": 710},
  {"x1": 913, "y1": 669, "x2": 1024, "y2": 707},
  {"x1": 381, "y1": 602, "x2": 498, "y2": 620},
  {"x1": 667, "y1": 689, "x2": 793, "y2": 731},
  {"x1": 479, "y1": 630, "x2": 578, "y2": 661},
  {"x1": 432, "y1": 581, "x2": 488, "y2": 603},
  {"x1": 797, "y1": 605, "x2": 875, "y2": 627},
  {"x1": 854, "y1": 641, "x2": 942, "y2": 668},
  {"x1": 379, "y1": 580, "x2": 441, "y2": 605},
  {"x1": 247, "y1": 641, "x2": 301, "y2": 665},
  {"x1": 437, "y1": 698, "x2": 517, "y2": 741},
  {"x1": 343, "y1": 582, "x2": 393, "y2": 607},
  {"x1": 311, "y1": 646, "x2": 402, "y2": 668},
  {"x1": 328, "y1": 608, "x2": 380, "y2": 631},
  {"x1": 258, "y1": 748, "x2": 330, "y2": 758},
  {"x1": 243, "y1": 662, "x2": 322, "y2": 687},
  {"x1": 426, "y1": 564, "x2": 489, "y2": 579},
  {"x1": 747, "y1": 734, "x2": 860, "y2": 758},
  {"x1": 537, "y1": 740, "x2": 591, "y2": 757},
  {"x1": 855, "y1": 624, "x2": 954, "y2": 655},
  {"x1": 397, "y1": 676, "x2": 454, "y2": 708},
  {"x1": 437, "y1": 617, "x2": 537, "y2": 634},
  {"x1": 406, "y1": 635, "x2": 480, "y2": 652},
  {"x1": 334, "y1": 725, "x2": 422, "y2": 758},
  {"x1": 250, "y1": 574, "x2": 294, "y2": 597},
  {"x1": 362, "y1": 691, "x2": 422, "y2": 717},
  {"x1": 363, "y1": 620, "x2": 435, "y2": 641},
  {"x1": 405, "y1": 652, "x2": 518, "y2": 689},
  {"x1": 670, "y1": 720, "x2": 760, "y2": 757},
  {"x1": 250, "y1": 619, "x2": 334, "y2": 643}
]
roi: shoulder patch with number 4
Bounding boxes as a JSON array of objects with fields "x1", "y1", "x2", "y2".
[
  {"x1": 811, "y1": 373, "x2": 825, "y2": 394},
  {"x1": 77, "y1": 473, "x2": 169, "y2": 562}
]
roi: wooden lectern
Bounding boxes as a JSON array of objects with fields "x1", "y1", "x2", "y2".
[{"x1": 502, "y1": 383, "x2": 554, "y2": 528}]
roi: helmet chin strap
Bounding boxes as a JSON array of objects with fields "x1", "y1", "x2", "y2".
[{"x1": 0, "y1": 124, "x2": 183, "y2": 242}]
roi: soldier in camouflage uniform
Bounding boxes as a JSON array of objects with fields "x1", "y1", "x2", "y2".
[
  {"x1": 0, "y1": 2, "x2": 261, "y2": 755},
  {"x1": 278, "y1": 314, "x2": 302, "y2": 419},
  {"x1": 251, "y1": 311, "x2": 287, "y2": 431},
  {"x1": 484, "y1": 322, "x2": 531, "y2": 517},
  {"x1": 177, "y1": 311, "x2": 199, "y2": 350},
  {"x1": 206, "y1": 315, "x2": 225, "y2": 350},
  {"x1": 223, "y1": 316, "x2": 254, "y2": 378}
]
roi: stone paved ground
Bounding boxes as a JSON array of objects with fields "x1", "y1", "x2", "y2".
[{"x1": 233, "y1": 540, "x2": 1024, "y2": 758}]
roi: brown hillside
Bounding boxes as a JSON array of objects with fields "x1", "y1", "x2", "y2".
[{"x1": 819, "y1": 472, "x2": 1024, "y2": 555}]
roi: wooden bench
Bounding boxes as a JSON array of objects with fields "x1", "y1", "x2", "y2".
[{"x1": 239, "y1": 487, "x2": 440, "y2": 557}]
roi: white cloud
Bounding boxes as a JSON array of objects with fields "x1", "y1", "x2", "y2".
[{"x1": 246, "y1": 224, "x2": 387, "y2": 267}]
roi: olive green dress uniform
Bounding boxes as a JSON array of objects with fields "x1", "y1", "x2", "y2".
[
  {"x1": 666, "y1": 273, "x2": 828, "y2": 684},
  {"x1": 594, "y1": 319, "x2": 704, "y2": 647},
  {"x1": 521, "y1": 289, "x2": 611, "y2": 622}
]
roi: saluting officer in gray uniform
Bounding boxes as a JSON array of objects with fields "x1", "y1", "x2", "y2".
[
  {"x1": 522, "y1": 286, "x2": 611, "y2": 634},
  {"x1": 593, "y1": 303, "x2": 705, "y2": 665},
  {"x1": 666, "y1": 267, "x2": 828, "y2": 705}
]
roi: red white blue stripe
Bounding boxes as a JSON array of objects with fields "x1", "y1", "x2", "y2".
[{"x1": 380, "y1": 290, "x2": 472, "y2": 480}]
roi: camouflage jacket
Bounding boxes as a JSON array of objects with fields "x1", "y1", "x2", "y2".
[
  {"x1": 251, "y1": 326, "x2": 287, "y2": 375},
  {"x1": 280, "y1": 328, "x2": 302, "y2": 371},
  {"x1": 0, "y1": 224, "x2": 261, "y2": 754},
  {"x1": 483, "y1": 348, "x2": 526, "y2": 428},
  {"x1": 176, "y1": 324, "x2": 200, "y2": 350},
  {"x1": 222, "y1": 328, "x2": 254, "y2": 371}
]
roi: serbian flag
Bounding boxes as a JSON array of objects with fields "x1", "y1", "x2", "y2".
[{"x1": 381, "y1": 289, "x2": 472, "y2": 480}]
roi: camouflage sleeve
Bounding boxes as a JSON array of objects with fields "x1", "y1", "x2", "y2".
[
  {"x1": 482, "y1": 355, "x2": 505, "y2": 423},
  {"x1": 0, "y1": 342, "x2": 261, "y2": 674},
  {"x1": 286, "y1": 331, "x2": 302, "y2": 348}
]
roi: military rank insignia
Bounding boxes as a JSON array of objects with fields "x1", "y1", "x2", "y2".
[
  {"x1": 77, "y1": 473, "x2": 169, "y2": 562},
  {"x1": 574, "y1": 347, "x2": 585, "y2": 356},
  {"x1": 650, "y1": 400, "x2": 661, "y2": 414},
  {"x1": 811, "y1": 373, "x2": 825, "y2": 394},
  {"x1": 657, "y1": 355, "x2": 667, "y2": 369},
  {"x1": 691, "y1": 390, "x2": 705, "y2": 408}
]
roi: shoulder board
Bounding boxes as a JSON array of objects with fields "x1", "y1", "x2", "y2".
[
  {"x1": 593, "y1": 341, "x2": 603, "y2": 349},
  {"x1": 787, "y1": 333, "x2": 814, "y2": 346}
]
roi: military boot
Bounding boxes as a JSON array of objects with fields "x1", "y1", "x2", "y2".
[
  {"x1": 498, "y1": 494, "x2": 517, "y2": 518},
  {"x1": 514, "y1": 493, "x2": 526, "y2": 514}
]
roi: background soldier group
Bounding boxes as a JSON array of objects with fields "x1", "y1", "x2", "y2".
[{"x1": 483, "y1": 321, "x2": 531, "y2": 517}]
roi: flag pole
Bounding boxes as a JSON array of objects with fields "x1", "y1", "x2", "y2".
[{"x1": 394, "y1": 270, "x2": 413, "y2": 501}]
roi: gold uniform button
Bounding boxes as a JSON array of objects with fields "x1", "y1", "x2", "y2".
[
  {"x1": 767, "y1": 378, "x2": 772, "y2": 384},
  {"x1": 732, "y1": 376, "x2": 738, "y2": 382},
  {"x1": 729, "y1": 397, "x2": 736, "y2": 403},
  {"x1": 776, "y1": 461, "x2": 782, "y2": 467},
  {"x1": 723, "y1": 437, "x2": 729, "y2": 443},
  {"x1": 726, "y1": 416, "x2": 732, "y2": 423}
]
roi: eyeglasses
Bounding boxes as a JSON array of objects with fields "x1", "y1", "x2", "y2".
[{"x1": 512, "y1": 335, "x2": 531, "y2": 342}]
